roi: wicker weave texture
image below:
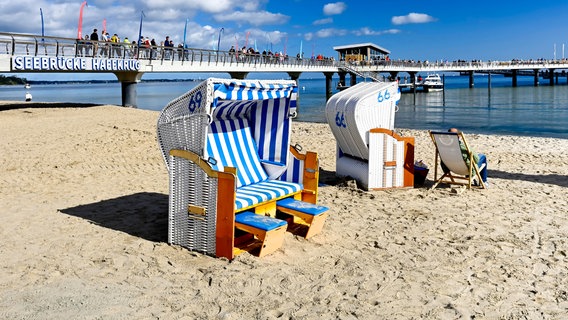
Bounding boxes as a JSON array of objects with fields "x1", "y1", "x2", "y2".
[{"x1": 169, "y1": 155, "x2": 218, "y2": 255}]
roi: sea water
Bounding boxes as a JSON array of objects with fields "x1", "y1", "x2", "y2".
[{"x1": 1, "y1": 74, "x2": 567, "y2": 139}]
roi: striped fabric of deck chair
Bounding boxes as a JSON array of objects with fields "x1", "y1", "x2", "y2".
[{"x1": 429, "y1": 131, "x2": 486, "y2": 189}]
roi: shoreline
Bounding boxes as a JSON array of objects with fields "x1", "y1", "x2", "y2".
[
  {"x1": 1, "y1": 103, "x2": 568, "y2": 318},
  {"x1": 2, "y1": 99, "x2": 566, "y2": 140}
]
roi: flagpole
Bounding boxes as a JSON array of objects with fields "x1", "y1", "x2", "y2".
[
  {"x1": 40, "y1": 8, "x2": 45, "y2": 41},
  {"x1": 235, "y1": 35, "x2": 239, "y2": 58},
  {"x1": 137, "y1": 10, "x2": 145, "y2": 54},
  {"x1": 77, "y1": 1, "x2": 88, "y2": 39},
  {"x1": 311, "y1": 43, "x2": 315, "y2": 59},
  {"x1": 217, "y1": 27, "x2": 224, "y2": 52}
]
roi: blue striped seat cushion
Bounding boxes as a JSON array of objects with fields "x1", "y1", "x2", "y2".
[
  {"x1": 235, "y1": 180, "x2": 303, "y2": 211},
  {"x1": 235, "y1": 211, "x2": 287, "y2": 231}
]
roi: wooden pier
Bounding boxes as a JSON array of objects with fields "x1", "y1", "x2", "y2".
[{"x1": 2, "y1": 32, "x2": 568, "y2": 107}]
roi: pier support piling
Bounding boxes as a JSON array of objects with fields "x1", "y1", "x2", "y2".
[
  {"x1": 468, "y1": 71, "x2": 475, "y2": 88},
  {"x1": 228, "y1": 72, "x2": 249, "y2": 79},
  {"x1": 324, "y1": 72, "x2": 334, "y2": 101},
  {"x1": 288, "y1": 72, "x2": 303, "y2": 110},
  {"x1": 114, "y1": 71, "x2": 144, "y2": 108},
  {"x1": 549, "y1": 69, "x2": 555, "y2": 86},
  {"x1": 411, "y1": 72, "x2": 417, "y2": 105},
  {"x1": 512, "y1": 69, "x2": 518, "y2": 87},
  {"x1": 389, "y1": 71, "x2": 398, "y2": 81},
  {"x1": 533, "y1": 69, "x2": 540, "y2": 87},
  {"x1": 121, "y1": 82, "x2": 137, "y2": 108},
  {"x1": 338, "y1": 72, "x2": 347, "y2": 89},
  {"x1": 349, "y1": 73, "x2": 357, "y2": 87}
]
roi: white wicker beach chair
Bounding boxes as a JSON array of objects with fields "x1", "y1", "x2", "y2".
[
  {"x1": 157, "y1": 78, "x2": 328, "y2": 259},
  {"x1": 429, "y1": 131, "x2": 487, "y2": 189},
  {"x1": 325, "y1": 81, "x2": 415, "y2": 190}
]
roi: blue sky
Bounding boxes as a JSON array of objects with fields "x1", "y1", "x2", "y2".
[{"x1": 2, "y1": 1, "x2": 568, "y2": 80}]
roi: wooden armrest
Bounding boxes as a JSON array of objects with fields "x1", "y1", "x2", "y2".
[{"x1": 170, "y1": 149, "x2": 219, "y2": 178}]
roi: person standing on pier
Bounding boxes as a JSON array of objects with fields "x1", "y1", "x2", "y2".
[
  {"x1": 90, "y1": 29, "x2": 99, "y2": 57},
  {"x1": 111, "y1": 33, "x2": 121, "y2": 58},
  {"x1": 164, "y1": 36, "x2": 174, "y2": 60}
]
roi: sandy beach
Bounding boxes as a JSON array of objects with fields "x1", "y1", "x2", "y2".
[{"x1": 1, "y1": 101, "x2": 568, "y2": 319}]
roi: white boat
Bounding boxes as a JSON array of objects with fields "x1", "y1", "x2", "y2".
[
  {"x1": 24, "y1": 83, "x2": 31, "y2": 89},
  {"x1": 421, "y1": 74, "x2": 443, "y2": 92}
]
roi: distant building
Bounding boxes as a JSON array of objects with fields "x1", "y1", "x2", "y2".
[{"x1": 333, "y1": 43, "x2": 390, "y2": 63}]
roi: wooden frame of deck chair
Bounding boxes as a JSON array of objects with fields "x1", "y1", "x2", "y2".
[
  {"x1": 157, "y1": 78, "x2": 329, "y2": 260},
  {"x1": 325, "y1": 81, "x2": 415, "y2": 190},
  {"x1": 429, "y1": 131, "x2": 487, "y2": 189}
]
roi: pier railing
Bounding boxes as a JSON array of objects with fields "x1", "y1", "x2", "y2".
[
  {"x1": 2, "y1": 31, "x2": 568, "y2": 74},
  {"x1": 0, "y1": 32, "x2": 335, "y2": 70}
]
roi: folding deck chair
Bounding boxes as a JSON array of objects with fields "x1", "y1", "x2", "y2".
[
  {"x1": 429, "y1": 130, "x2": 487, "y2": 189},
  {"x1": 325, "y1": 81, "x2": 415, "y2": 190},
  {"x1": 157, "y1": 78, "x2": 329, "y2": 259}
]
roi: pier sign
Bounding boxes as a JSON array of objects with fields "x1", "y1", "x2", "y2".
[{"x1": 11, "y1": 56, "x2": 140, "y2": 72}]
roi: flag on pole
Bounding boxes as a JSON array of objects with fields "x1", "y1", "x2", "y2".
[
  {"x1": 40, "y1": 8, "x2": 45, "y2": 41},
  {"x1": 216, "y1": 27, "x2": 224, "y2": 52},
  {"x1": 137, "y1": 10, "x2": 145, "y2": 49},
  {"x1": 183, "y1": 18, "x2": 189, "y2": 48},
  {"x1": 77, "y1": 1, "x2": 88, "y2": 39},
  {"x1": 235, "y1": 35, "x2": 239, "y2": 58},
  {"x1": 245, "y1": 31, "x2": 250, "y2": 49}
]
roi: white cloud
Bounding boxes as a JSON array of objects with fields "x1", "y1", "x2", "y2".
[
  {"x1": 352, "y1": 27, "x2": 401, "y2": 36},
  {"x1": 315, "y1": 28, "x2": 347, "y2": 38},
  {"x1": 391, "y1": 13, "x2": 436, "y2": 25},
  {"x1": 214, "y1": 10, "x2": 289, "y2": 26},
  {"x1": 142, "y1": 0, "x2": 236, "y2": 13},
  {"x1": 313, "y1": 18, "x2": 333, "y2": 25},
  {"x1": 323, "y1": 2, "x2": 347, "y2": 16},
  {"x1": 381, "y1": 29, "x2": 401, "y2": 35}
]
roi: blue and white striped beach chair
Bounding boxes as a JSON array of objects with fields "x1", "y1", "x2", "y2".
[{"x1": 157, "y1": 78, "x2": 328, "y2": 259}]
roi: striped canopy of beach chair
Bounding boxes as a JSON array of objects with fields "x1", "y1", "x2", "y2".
[{"x1": 157, "y1": 78, "x2": 298, "y2": 173}]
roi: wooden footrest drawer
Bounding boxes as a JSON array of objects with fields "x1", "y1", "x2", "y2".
[
  {"x1": 276, "y1": 198, "x2": 329, "y2": 239},
  {"x1": 276, "y1": 198, "x2": 328, "y2": 216}
]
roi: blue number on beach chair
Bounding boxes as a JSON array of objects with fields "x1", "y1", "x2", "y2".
[
  {"x1": 188, "y1": 91, "x2": 203, "y2": 112},
  {"x1": 377, "y1": 89, "x2": 390, "y2": 103},
  {"x1": 335, "y1": 112, "x2": 346, "y2": 128}
]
